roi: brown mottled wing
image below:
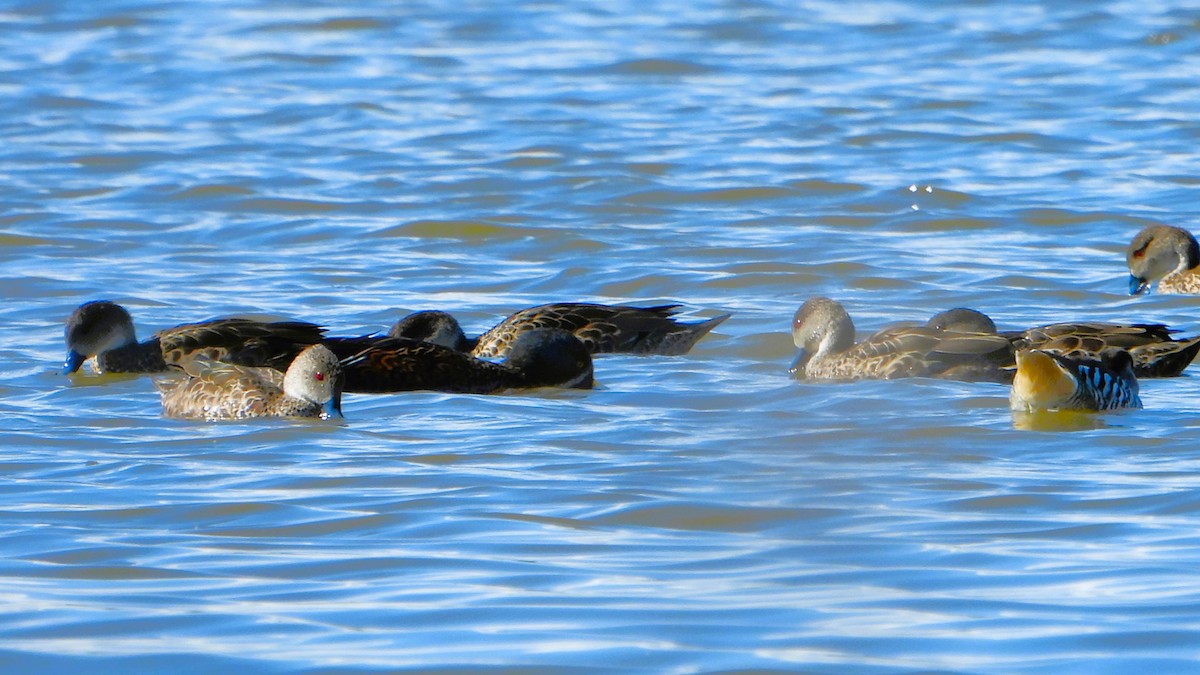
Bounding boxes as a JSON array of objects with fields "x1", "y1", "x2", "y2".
[
  {"x1": 1023, "y1": 325, "x2": 1200, "y2": 378},
  {"x1": 157, "y1": 360, "x2": 282, "y2": 419},
  {"x1": 337, "y1": 337, "x2": 518, "y2": 394},
  {"x1": 473, "y1": 303, "x2": 711, "y2": 357},
  {"x1": 837, "y1": 328, "x2": 1014, "y2": 381},
  {"x1": 157, "y1": 319, "x2": 326, "y2": 372},
  {"x1": 838, "y1": 327, "x2": 945, "y2": 378},
  {"x1": 1128, "y1": 337, "x2": 1200, "y2": 377},
  {"x1": 1017, "y1": 322, "x2": 1175, "y2": 350}
]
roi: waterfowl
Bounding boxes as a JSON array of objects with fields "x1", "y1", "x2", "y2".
[
  {"x1": 1009, "y1": 349, "x2": 1141, "y2": 412},
  {"x1": 157, "y1": 344, "x2": 344, "y2": 420},
  {"x1": 789, "y1": 297, "x2": 1014, "y2": 381},
  {"x1": 63, "y1": 300, "x2": 326, "y2": 375},
  {"x1": 1126, "y1": 225, "x2": 1200, "y2": 294},
  {"x1": 323, "y1": 328, "x2": 593, "y2": 394},
  {"x1": 389, "y1": 302, "x2": 730, "y2": 358},
  {"x1": 925, "y1": 308, "x2": 1200, "y2": 378}
]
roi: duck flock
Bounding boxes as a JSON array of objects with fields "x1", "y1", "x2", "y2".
[
  {"x1": 62, "y1": 224, "x2": 1200, "y2": 420},
  {"x1": 63, "y1": 299, "x2": 729, "y2": 420},
  {"x1": 790, "y1": 225, "x2": 1200, "y2": 413}
]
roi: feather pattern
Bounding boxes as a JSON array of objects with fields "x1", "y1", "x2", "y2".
[
  {"x1": 926, "y1": 308, "x2": 1200, "y2": 379},
  {"x1": 389, "y1": 303, "x2": 730, "y2": 358}
]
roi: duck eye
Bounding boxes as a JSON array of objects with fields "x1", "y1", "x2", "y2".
[
  {"x1": 1133, "y1": 243, "x2": 1149, "y2": 258},
  {"x1": 314, "y1": 372, "x2": 325, "y2": 381}
]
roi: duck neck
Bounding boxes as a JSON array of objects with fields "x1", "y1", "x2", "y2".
[{"x1": 95, "y1": 338, "x2": 168, "y2": 373}]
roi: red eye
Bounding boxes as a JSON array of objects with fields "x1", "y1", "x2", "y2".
[{"x1": 314, "y1": 372, "x2": 325, "y2": 381}]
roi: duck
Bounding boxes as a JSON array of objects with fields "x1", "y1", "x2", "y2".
[
  {"x1": 322, "y1": 327, "x2": 594, "y2": 394},
  {"x1": 1126, "y1": 225, "x2": 1200, "y2": 294},
  {"x1": 156, "y1": 343, "x2": 344, "y2": 420},
  {"x1": 789, "y1": 297, "x2": 1014, "y2": 381},
  {"x1": 63, "y1": 300, "x2": 326, "y2": 375},
  {"x1": 1009, "y1": 348, "x2": 1141, "y2": 412},
  {"x1": 388, "y1": 302, "x2": 731, "y2": 358},
  {"x1": 925, "y1": 307, "x2": 1200, "y2": 378}
]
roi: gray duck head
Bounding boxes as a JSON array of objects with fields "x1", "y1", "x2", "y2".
[
  {"x1": 283, "y1": 344, "x2": 345, "y2": 419},
  {"x1": 1127, "y1": 225, "x2": 1200, "y2": 295},
  {"x1": 789, "y1": 297, "x2": 855, "y2": 375},
  {"x1": 63, "y1": 300, "x2": 138, "y2": 373}
]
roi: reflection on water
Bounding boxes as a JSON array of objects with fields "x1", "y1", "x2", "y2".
[
  {"x1": 3, "y1": 0, "x2": 1200, "y2": 671},
  {"x1": 1011, "y1": 409, "x2": 1110, "y2": 432}
]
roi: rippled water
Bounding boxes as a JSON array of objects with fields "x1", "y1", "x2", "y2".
[{"x1": 4, "y1": 1, "x2": 1200, "y2": 672}]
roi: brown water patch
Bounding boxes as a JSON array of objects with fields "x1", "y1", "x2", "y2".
[
  {"x1": 601, "y1": 58, "x2": 714, "y2": 76},
  {"x1": 173, "y1": 184, "x2": 256, "y2": 199}
]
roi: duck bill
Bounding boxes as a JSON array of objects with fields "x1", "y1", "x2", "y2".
[
  {"x1": 1129, "y1": 274, "x2": 1150, "y2": 295},
  {"x1": 788, "y1": 349, "x2": 811, "y2": 376},
  {"x1": 321, "y1": 389, "x2": 345, "y2": 419},
  {"x1": 62, "y1": 350, "x2": 87, "y2": 374}
]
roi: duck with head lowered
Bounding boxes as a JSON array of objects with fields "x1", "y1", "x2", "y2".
[
  {"x1": 62, "y1": 300, "x2": 326, "y2": 375},
  {"x1": 1126, "y1": 225, "x2": 1200, "y2": 295},
  {"x1": 156, "y1": 343, "x2": 346, "y2": 420},
  {"x1": 788, "y1": 297, "x2": 1014, "y2": 382}
]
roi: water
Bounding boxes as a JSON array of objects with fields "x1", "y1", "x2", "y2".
[{"x1": 3, "y1": 0, "x2": 1200, "y2": 671}]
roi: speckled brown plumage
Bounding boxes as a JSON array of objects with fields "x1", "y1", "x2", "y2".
[
  {"x1": 324, "y1": 328, "x2": 593, "y2": 394},
  {"x1": 790, "y1": 298, "x2": 1014, "y2": 382},
  {"x1": 63, "y1": 300, "x2": 326, "y2": 375},
  {"x1": 157, "y1": 344, "x2": 344, "y2": 420},
  {"x1": 389, "y1": 303, "x2": 730, "y2": 358},
  {"x1": 926, "y1": 308, "x2": 1200, "y2": 379}
]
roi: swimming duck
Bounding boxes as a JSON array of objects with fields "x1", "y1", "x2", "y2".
[
  {"x1": 1009, "y1": 348, "x2": 1141, "y2": 412},
  {"x1": 157, "y1": 343, "x2": 344, "y2": 420},
  {"x1": 389, "y1": 302, "x2": 731, "y2": 358},
  {"x1": 926, "y1": 308, "x2": 1200, "y2": 378},
  {"x1": 63, "y1": 300, "x2": 326, "y2": 375},
  {"x1": 789, "y1": 297, "x2": 1014, "y2": 381},
  {"x1": 1126, "y1": 225, "x2": 1200, "y2": 294},
  {"x1": 323, "y1": 327, "x2": 594, "y2": 394}
]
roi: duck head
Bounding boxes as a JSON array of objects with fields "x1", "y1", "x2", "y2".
[
  {"x1": 789, "y1": 297, "x2": 855, "y2": 376},
  {"x1": 63, "y1": 300, "x2": 138, "y2": 373},
  {"x1": 506, "y1": 328, "x2": 594, "y2": 389},
  {"x1": 283, "y1": 344, "x2": 345, "y2": 419},
  {"x1": 1127, "y1": 225, "x2": 1200, "y2": 295},
  {"x1": 389, "y1": 310, "x2": 472, "y2": 351}
]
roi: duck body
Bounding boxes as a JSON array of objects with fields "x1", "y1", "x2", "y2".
[
  {"x1": 926, "y1": 308, "x2": 1200, "y2": 379},
  {"x1": 1010, "y1": 349, "x2": 1141, "y2": 412},
  {"x1": 390, "y1": 302, "x2": 730, "y2": 358},
  {"x1": 157, "y1": 344, "x2": 344, "y2": 420},
  {"x1": 324, "y1": 328, "x2": 593, "y2": 394},
  {"x1": 790, "y1": 298, "x2": 1014, "y2": 382},
  {"x1": 63, "y1": 300, "x2": 326, "y2": 375},
  {"x1": 1126, "y1": 225, "x2": 1200, "y2": 295}
]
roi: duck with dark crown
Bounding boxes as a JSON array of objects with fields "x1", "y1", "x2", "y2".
[{"x1": 62, "y1": 300, "x2": 325, "y2": 375}]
